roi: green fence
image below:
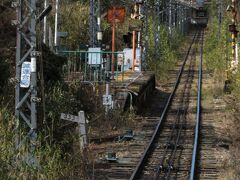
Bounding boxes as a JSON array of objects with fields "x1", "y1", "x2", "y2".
[{"x1": 57, "y1": 50, "x2": 125, "y2": 82}]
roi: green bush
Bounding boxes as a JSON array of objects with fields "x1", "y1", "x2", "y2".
[
  {"x1": 145, "y1": 18, "x2": 184, "y2": 82},
  {"x1": 204, "y1": 17, "x2": 228, "y2": 72}
]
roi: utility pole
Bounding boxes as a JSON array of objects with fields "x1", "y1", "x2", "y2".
[
  {"x1": 229, "y1": 0, "x2": 238, "y2": 71},
  {"x1": 176, "y1": 3, "x2": 179, "y2": 32},
  {"x1": 132, "y1": 30, "x2": 136, "y2": 71},
  {"x1": 43, "y1": 0, "x2": 48, "y2": 44},
  {"x1": 184, "y1": 7, "x2": 187, "y2": 33},
  {"x1": 137, "y1": 3, "x2": 142, "y2": 49},
  {"x1": 142, "y1": 0, "x2": 149, "y2": 71},
  {"x1": 97, "y1": 0, "x2": 102, "y2": 47},
  {"x1": 54, "y1": 0, "x2": 59, "y2": 47},
  {"x1": 181, "y1": 6, "x2": 184, "y2": 34},
  {"x1": 14, "y1": 0, "x2": 39, "y2": 166},
  {"x1": 218, "y1": 0, "x2": 222, "y2": 39},
  {"x1": 154, "y1": 0, "x2": 161, "y2": 60},
  {"x1": 172, "y1": 0, "x2": 176, "y2": 28},
  {"x1": 112, "y1": 17, "x2": 116, "y2": 75},
  {"x1": 168, "y1": 0, "x2": 172, "y2": 35},
  {"x1": 177, "y1": 4, "x2": 182, "y2": 34}
]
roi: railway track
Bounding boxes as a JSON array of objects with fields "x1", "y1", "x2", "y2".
[
  {"x1": 130, "y1": 29, "x2": 203, "y2": 180},
  {"x1": 91, "y1": 29, "x2": 218, "y2": 180}
]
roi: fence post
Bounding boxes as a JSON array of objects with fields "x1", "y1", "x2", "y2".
[{"x1": 78, "y1": 111, "x2": 87, "y2": 149}]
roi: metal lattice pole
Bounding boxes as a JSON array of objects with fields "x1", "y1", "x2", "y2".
[
  {"x1": 97, "y1": 0, "x2": 102, "y2": 47},
  {"x1": 154, "y1": 0, "x2": 161, "y2": 60},
  {"x1": 168, "y1": 0, "x2": 172, "y2": 35},
  {"x1": 172, "y1": 0, "x2": 176, "y2": 29},
  {"x1": 14, "y1": 0, "x2": 38, "y2": 166},
  {"x1": 176, "y1": 3, "x2": 180, "y2": 31},
  {"x1": 183, "y1": 7, "x2": 186, "y2": 35},
  {"x1": 142, "y1": 0, "x2": 149, "y2": 71},
  {"x1": 90, "y1": 0, "x2": 98, "y2": 47},
  {"x1": 181, "y1": 6, "x2": 184, "y2": 34}
]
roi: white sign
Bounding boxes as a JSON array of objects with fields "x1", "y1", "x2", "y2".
[
  {"x1": 20, "y1": 62, "x2": 31, "y2": 88},
  {"x1": 121, "y1": 48, "x2": 141, "y2": 71},
  {"x1": 103, "y1": 95, "x2": 112, "y2": 106},
  {"x1": 60, "y1": 113, "x2": 79, "y2": 123},
  {"x1": 88, "y1": 47, "x2": 102, "y2": 65}
]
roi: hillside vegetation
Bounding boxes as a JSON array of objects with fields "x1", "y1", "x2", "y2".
[{"x1": 1, "y1": 0, "x2": 239, "y2": 178}]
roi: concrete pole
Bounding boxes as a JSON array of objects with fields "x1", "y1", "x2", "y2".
[
  {"x1": 172, "y1": 1, "x2": 175, "y2": 28},
  {"x1": 137, "y1": 3, "x2": 141, "y2": 49},
  {"x1": 111, "y1": 22, "x2": 116, "y2": 77},
  {"x1": 54, "y1": 0, "x2": 59, "y2": 47},
  {"x1": 181, "y1": 8, "x2": 184, "y2": 34},
  {"x1": 236, "y1": 43, "x2": 239, "y2": 66},
  {"x1": 217, "y1": 0, "x2": 221, "y2": 39},
  {"x1": 230, "y1": 0, "x2": 238, "y2": 71},
  {"x1": 49, "y1": 26, "x2": 53, "y2": 50},
  {"x1": 78, "y1": 111, "x2": 87, "y2": 149},
  {"x1": 43, "y1": 0, "x2": 48, "y2": 44},
  {"x1": 132, "y1": 31, "x2": 136, "y2": 72},
  {"x1": 234, "y1": 0, "x2": 238, "y2": 68},
  {"x1": 105, "y1": 78, "x2": 110, "y2": 114}
]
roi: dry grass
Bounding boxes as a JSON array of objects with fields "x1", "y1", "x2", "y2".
[{"x1": 201, "y1": 63, "x2": 240, "y2": 179}]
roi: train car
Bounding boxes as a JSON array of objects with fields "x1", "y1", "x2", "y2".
[{"x1": 191, "y1": 7, "x2": 208, "y2": 27}]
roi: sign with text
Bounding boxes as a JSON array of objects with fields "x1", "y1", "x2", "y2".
[
  {"x1": 20, "y1": 62, "x2": 31, "y2": 88},
  {"x1": 60, "y1": 113, "x2": 79, "y2": 123}
]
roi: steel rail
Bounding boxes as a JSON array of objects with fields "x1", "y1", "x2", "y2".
[
  {"x1": 156, "y1": 31, "x2": 201, "y2": 179},
  {"x1": 154, "y1": 49, "x2": 195, "y2": 179},
  {"x1": 190, "y1": 29, "x2": 204, "y2": 180},
  {"x1": 165, "y1": 44, "x2": 196, "y2": 179},
  {"x1": 165, "y1": 31, "x2": 203, "y2": 179},
  {"x1": 129, "y1": 30, "x2": 199, "y2": 180}
]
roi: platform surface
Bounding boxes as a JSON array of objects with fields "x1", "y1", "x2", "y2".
[{"x1": 113, "y1": 71, "x2": 155, "y2": 111}]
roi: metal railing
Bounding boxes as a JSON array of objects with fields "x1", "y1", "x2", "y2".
[{"x1": 57, "y1": 50, "x2": 126, "y2": 82}]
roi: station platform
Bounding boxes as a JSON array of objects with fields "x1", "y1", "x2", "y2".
[
  {"x1": 63, "y1": 70, "x2": 155, "y2": 112},
  {"x1": 112, "y1": 71, "x2": 155, "y2": 112}
]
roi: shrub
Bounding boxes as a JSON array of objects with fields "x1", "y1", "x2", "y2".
[{"x1": 0, "y1": 56, "x2": 9, "y2": 94}]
